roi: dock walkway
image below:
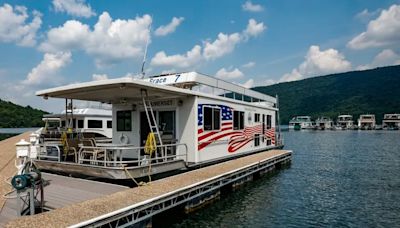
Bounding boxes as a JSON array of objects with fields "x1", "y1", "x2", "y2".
[{"x1": 6, "y1": 149, "x2": 291, "y2": 227}]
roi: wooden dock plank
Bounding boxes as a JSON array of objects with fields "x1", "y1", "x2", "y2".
[{"x1": 6, "y1": 149, "x2": 291, "y2": 228}]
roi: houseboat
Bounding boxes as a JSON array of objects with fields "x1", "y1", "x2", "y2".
[
  {"x1": 315, "y1": 117, "x2": 334, "y2": 130},
  {"x1": 41, "y1": 106, "x2": 112, "y2": 140},
  {"x1": 288, "y1": 116, "x2": 314, "y2": 130},
  {"x1": 357, "y1": 114, "x2": 376, "y2": 130},
  {"x1": 382, "y1": 114, "x2": 400, "y2": 130},
  {"x1": 32, "y1": 72, "x2": 282, "y2": 179},
  {"x1": 336, "y1": 115, "x2": 354, "y2": 130}
]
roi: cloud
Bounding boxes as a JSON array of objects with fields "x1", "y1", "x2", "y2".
[
  {"x1": 40, "y1": 12, "x2": 152, "y2": 66},
  {"x1": 23, "y1": 52, "x2": 72, "y2": 86},
  {"x1": 243, "y1": 19, "x2": 266, "y2": 38},
  {"x1": 215, "y1": 68, "x2": 244, "y2": 79},
  {"x1": 151, "y1": 45, "x2": 203, "y2": 68},
  {"x1": 357, "y1": 49, "x2": 400, "y2": 70},
  {"x1": 203, "y1": 33, "x2": 241, "y2": 60},
  {"x1": 0, "y1": 4, "x2": 42, "y2": 46},
  {"x1": 242, "y1": 61, "x2": 255, "y2": 68},
  {"x1": 52, "y1": 0, "x2": 95, "y2": 18},
  {"x1": 348, "y1": 5, "x2": 400, "y2": 49},
  {"x1": 280, "y1": 45, "x2": 351, "y2": 82},
  {"x1": 242, "y1": 1, "x2": 264, "y2": 12},
  {"x1": 155, "y1": 17, "x2": 184, "y2": 36},
  {"x1": 151, "y1": 19, "x2": 265, "y2": 69},
  {"x1": 355, "y1": 8, "x2": 381, "y2": 22},
  {"x1": 240, "y1": 79, "x2": 254, "y2": 88},
  {"x1": 92, "y1": 73, "x2": 108, "y2": 81}
]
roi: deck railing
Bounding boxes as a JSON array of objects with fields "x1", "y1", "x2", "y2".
[{"x1": 37, "y1": 143, "x2": 188, "y2": 168}]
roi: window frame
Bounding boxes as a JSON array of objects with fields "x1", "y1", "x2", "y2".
[
  {"x1": 233, "y1": 111, "x2": 245, "y2": 130},
  {"x1": 117, "y1": 110, "x2": 132, "y2": 132},
  {"x1": 254, "y1": 113, "x2": 260, "y2": 123},
  {"x1": 107, "y1": 120, "x2": 112, "y2": 129},
  {"x1": 202, "y1": 106, "x2": 221, "y2": 131},
  {"x1": 87, "y1": 119, "x2": 103, "y2": 129}
]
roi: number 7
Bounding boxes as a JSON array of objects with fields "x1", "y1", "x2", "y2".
[{"x1": 175, "y1": 74, "x2": 180, "y2": 82}]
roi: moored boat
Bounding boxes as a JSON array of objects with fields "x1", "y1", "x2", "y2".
[
  {"x1": 289, "y1": 116, "x2": 314, "y2": 130},
  {"x1": 382, "y1": 114, "x2": 400, "y2": 130},
  {"x1": 357, "y1": 114, "x2": 376, "y2": 130},
  {"x1": 32, "y1": 72, "x2": 283, "y2": 179},
  {"x1": 315, "y1": 117, "x2": 334, "y2": 130},
  {"x1": 336, "y1": 115, "x2": 354, "y2": 130}
]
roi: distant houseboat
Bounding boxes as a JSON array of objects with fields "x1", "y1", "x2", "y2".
[
  {"x1": 357, "y1": 114, "x2": 376, "y2": 130},
  {"x1": 382, "y1": 114, "x2": 400, "y2": 130},
  {"x1": 315, "y1": 117, "x2": 334, "y2": 130},
  {"x1": 336, "y1": 115, "x2": 354, "y2": 130},
  {"x1": 289, "y1": 116, "x2": 314, "y2": 130}
]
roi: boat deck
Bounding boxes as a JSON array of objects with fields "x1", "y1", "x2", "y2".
[{"x1": 6, "y1": 149, "x2": 291, "y2": 227}]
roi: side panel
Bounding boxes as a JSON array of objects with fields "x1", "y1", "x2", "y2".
[
  {"x1": 177, "y1": 96, "x2": 197, "y2": 163},
  {"x1": 197, "y1": 97, "x2": 276, "y2": 163}
]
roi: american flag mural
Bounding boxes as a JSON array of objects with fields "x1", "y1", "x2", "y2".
[{"x1": 197, "y1": 104, "x2": 275, "y2": 152}]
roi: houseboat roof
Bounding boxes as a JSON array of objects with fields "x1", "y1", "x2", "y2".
[{"x1": 36, "y1": 72, "x2": 277, "y2": 108}]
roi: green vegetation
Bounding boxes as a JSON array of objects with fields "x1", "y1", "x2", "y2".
[
  {"x1": 0, "y1": 99, "x2": 47, "y2": 128},
  {"x1": 253, "y1": 65, "x2": 400, "y2": 124}
]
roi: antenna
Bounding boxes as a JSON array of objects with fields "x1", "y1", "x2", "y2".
[{"x1": 141, "y1": 23, "x2": 151, "y2": 79}]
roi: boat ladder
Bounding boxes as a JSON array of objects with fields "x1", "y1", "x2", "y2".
[{"x1": 141, "y1": 89, "x2": 164, "y2": 151}]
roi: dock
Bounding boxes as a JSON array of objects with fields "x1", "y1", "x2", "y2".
[{"x1": 5, "y1": 149, "x2": 291, "y2": 227}]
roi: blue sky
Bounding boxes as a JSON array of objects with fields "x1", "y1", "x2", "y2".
[{"x1": 0, "y1": 0, "x2": 399, "y2": 112}]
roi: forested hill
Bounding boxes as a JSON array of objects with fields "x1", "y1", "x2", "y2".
[
  {"x1": 253, "y1": 65, "x2": 400, "y2": 124},
  {"x1": 0, "y1": 99, "x2": 47, "y2": 127}
]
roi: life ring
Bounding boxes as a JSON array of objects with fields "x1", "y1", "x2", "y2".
[{"x1": 119, "y1": 133, "x2": 129, "y2": 144}]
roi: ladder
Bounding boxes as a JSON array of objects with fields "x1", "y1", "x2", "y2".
[{"x1": 141, "y1": 89, "x2": 163, "y2": 150}]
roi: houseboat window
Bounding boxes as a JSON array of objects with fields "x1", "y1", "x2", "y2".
[
  {"x1": 107, "y1": 120, "x2": 112, "y2": 129},
  {"x1": 117, "y1": 111, "x2": 132, "y2": 131},
  {"x1": 254, "y1": 134, "x2": 260, "y2": 146},
  {"x1": 267, "y1": 138, "x2": 272, "y2": 146},
  {"x1": 78, "y1": 119, "x2": 84, "y2": 128},
  {"x1": 72, "y1": 118, "x2": 76, "y2": 128},
  {"x1": 234, "y1": 111, "x2": 244, "y2": 130},
  {"x1": 88, "y1": 120, "x2": 103, "y2": 128},
  {"x1": 61, "y1": 120, "x2": 65, "y2": 127},
  {"x1": 255, "y1": 113, "x2": 260, "y2": 122},
  {"x1": 267, "y1": 115, "x2": 272, "y2": 129},
  {"x1": 203, "y1": 107, "x2": 221, "y2": 131}
]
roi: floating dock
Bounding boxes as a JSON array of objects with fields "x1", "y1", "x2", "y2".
[{"x1": 5, "y1": 149, "x2": 291, "y2": 227}]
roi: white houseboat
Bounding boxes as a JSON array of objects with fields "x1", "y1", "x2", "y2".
[
  {"x1": 357, "y1": 114, "x2": 376, "y2": 130},
  {"x1": 42, "y1": 106, "x2": 112, "y2": 140},
  {"x1": 288, "y1": 116, "x2": 314, "y2": 130},
  {"x1": 315, "y1": 117, "x2": 334, "y2": 130},
  {"x1": 336, "y1": 115, "x2": 354, "y2": 130},
  {"x1": 382, "y1": 114, "x2": 400, "y2": 130},
  {"x1": 32, "y1": 72, "x2": 282, "y2": 179}
]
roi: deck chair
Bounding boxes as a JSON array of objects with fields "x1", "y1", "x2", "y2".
[
  {"x1": 63, "y1": 138, "x2": 78, "y2": 162},
  {"x1": 78, "y1": 138, "x2": 106, "y2": 165}
]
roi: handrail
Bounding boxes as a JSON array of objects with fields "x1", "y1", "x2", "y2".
[{"x1": 77, "y1": 143, "x2": 188, "y2": 167}]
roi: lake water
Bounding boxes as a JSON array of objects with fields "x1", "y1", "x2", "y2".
[
  {"x1": 170, "y1": 130, "x2": 400, "y2": 227},
  {"x1": 0, "y1": 128, "x2": 39, "y2": 134}
]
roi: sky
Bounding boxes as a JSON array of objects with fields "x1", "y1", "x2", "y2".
[{"x1": 0, "y1": 0, "x2": 400, "y2": 112}]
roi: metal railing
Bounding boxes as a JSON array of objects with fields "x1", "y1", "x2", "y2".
[{"x1": 37, "y1": 142, "x2": 188, "y2": 168}]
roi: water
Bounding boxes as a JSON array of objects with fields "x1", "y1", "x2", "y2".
[
  {"x1": 170, "y1": 130, "x2": 400, "y2": 227},
  {"x1": 0, "y1": 128, "x2": 39, "y2": 134}
]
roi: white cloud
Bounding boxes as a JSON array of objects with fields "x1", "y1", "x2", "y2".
[
  {"x1": 52, "y1": 0, "x2": 95, "y2": 18},
  {"x1": 150, "y1": 19, "x2": 265, "y2": 69},
  {"x1": 357, "y1": 49, "x2": 400, "y2": 70},
  {"x1": 280, "y1": 45, "x2": 352, "y2": 82},
  {"x1": 40, "y1": 12, "x2": 152, "y2": 66},
  {"x1": 203, "y1": 33, "x2": 241, "y2": 60},
  {"x1": 154, "y1": 17, "x2": 184, "y2": 36},
  {"x1": 348, "y1": 5, "x2": 400, "y2": 49},
  {"x1": 242, "y1": 61, "x2": 255, "y2": 68},
  {"x1": 240, "y1": 79, "x2": 254, "y2": 88},
  {"x1": 264, "y1": 79, "x2": 276, "y2": 86},
  {"x1": 355, "y1": 9, "x2": 381, "y2": 22},
  {"x1": 242, "y1": 1, "x2": 264, "y2": 12},
  {"x1": 243, "y1": 19, "x2": 266, "y2": 38},
  {"x1": 23, "y1": 52, "x2": 72, "y2": 86},
  {"x1": 92, "y1": 73, "x2": 108, "y2": 81},
  {"x1": 0, "y1": 4, "x2": 42, "y2": 46},
  {"x1": 151, "y1": 45, "x2": 203, "y2": 68},
  {"x1": 215, "y1": 68, "x2": 244, "y2": 79}
]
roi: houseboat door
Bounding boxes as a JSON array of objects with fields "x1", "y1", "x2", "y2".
[{"x1": 140, "y1": 111, "x2": 176, "y2": 146}]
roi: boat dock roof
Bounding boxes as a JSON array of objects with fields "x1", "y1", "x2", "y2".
[{"x1": 6, "y1": 149, "x2": 291, "y2": 227}]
